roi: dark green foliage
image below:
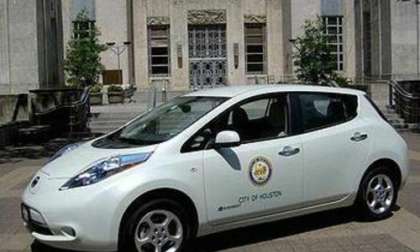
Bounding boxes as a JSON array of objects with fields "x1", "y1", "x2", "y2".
[
  {"x1": 64, "y1": 10, "x2": 107, "y2": 87},
  {"x1": 293, "y1": 17, "x2": 337, "y2": 85},
  {"x1": 89, "y1": 84, "x2": 103, "y2": 94},
  {"x1": 332, "y1": 74, "x2": 352, "y2": 87},
  {"x1": 108, "y1": 85, "x2": 123, "y2": 93}
]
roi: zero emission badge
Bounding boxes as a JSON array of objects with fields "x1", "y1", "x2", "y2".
[{"x1": 249, "y1": 156, "x2": 272, "y2": 186}]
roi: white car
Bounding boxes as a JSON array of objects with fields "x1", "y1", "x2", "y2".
[{"x1": 22, "y1": 85, "x2": 409, "y2": 252}]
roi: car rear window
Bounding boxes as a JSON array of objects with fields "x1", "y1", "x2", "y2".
[{"x1": 297, "y1": 93, "x2": 358, "y2": 132}]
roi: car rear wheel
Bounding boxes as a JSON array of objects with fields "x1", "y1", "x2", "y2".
[
  {"x1": 119, "y1": 198, "x2": 192, "y2": 252},
  {"x1": 356, "y1": 167, "x2": 398, "y2": 220}
]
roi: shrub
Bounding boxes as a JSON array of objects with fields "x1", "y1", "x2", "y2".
[
  {"x1": 64, "y1": 10, "x2": 107, "y2": 87},
  {"x1": 108, "y1": 85, "x2": 123, "y2": 93},
  {"x1": 293, "y1": 17, "x2": 336, "y2": 85},
  {"x1": 90, "y1": 84, "x2": 102, "y2": 94}
]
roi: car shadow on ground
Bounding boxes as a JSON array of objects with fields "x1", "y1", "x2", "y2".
[{"x1": 29, "y1": 206, "x2": 399, "y2": 252}]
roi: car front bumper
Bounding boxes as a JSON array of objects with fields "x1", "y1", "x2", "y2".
[{"x1": 21, "y1": 173, "x2": 123, "y2": 252}]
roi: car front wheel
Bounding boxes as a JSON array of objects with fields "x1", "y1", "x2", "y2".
[
  {"x1": 357, "y1": 167, "x2": 398, "y2": 220},
  {"x1": 119, "y1": 198, "x2": 192, "y2": 252}
]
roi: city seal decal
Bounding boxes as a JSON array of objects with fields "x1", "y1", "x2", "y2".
[{"x1": 249, "y1": 156, "x2": 272, "y2": 186}]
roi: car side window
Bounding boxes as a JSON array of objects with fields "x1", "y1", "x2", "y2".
[
  {"x1": 181, "y1": 94, "x2": 289, "y2": 152},
  {"x1": 238, "y1": 99, "x2": 270, "y2": 120},
  {"x1": 225, "y1": 96, "x2": 288, "y2": 142},
  {"x1": 298, "y1": 93, "x2": 358, "y2": 132}
]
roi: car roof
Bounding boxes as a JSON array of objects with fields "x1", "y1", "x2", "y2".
[{"x1": 184, "y1": 84, "x2": 365, "y2": 98}]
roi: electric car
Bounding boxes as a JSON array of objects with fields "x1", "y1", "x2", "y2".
[{"x1": 22, "y1": 85, "x2": 409, "y2": 252}]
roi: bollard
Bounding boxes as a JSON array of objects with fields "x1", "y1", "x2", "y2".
[{"x1": 161, "y1": 87, "x2": 167, "y2": 104}]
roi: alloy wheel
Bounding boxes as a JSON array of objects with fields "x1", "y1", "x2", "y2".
[
  {"x1": 365, "y1": 174, "x2": 394, "y2": 215},
  {"x1": 134, "y1": 209, "x2": 183, "y2": 252}
]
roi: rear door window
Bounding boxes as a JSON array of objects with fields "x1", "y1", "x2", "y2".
[{"x1": 297, "y1": 93, "x2": 358, "y2": 132}]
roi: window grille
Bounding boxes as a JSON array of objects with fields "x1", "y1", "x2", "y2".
[
  {"x1": 323, "y1": 16, "x2": 344, "y2": 71},
  {"x1": 245, "y1": 23, "x2": 267, "y2": 74},
  {"x1": 148, "y1": 25, "x2": 171, "y2": 76}
]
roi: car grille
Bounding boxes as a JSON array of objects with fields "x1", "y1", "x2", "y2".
[
  {"x1": 28, "y1": 220, "x2": 53, "y2": 235},
  {"x1": 21, "y1": 204, "x2": 53, "y2": 236}
]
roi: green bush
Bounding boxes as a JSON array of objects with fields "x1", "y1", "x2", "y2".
[
  {"x1": 90, "y1": 84, "x2": 102, "y2": 93},
  {"x1": 293, "y1": 17, "x2": 336, "y2": 85},
  {"x1": 64, "y1": 10, "x2": 107, "y2": 87},
  {"x1": 332, "y1": 74, "x2": 352, "y2": 87},
  {"x1": 108, "y1": 85, "x2": 123, "y2": 93}
]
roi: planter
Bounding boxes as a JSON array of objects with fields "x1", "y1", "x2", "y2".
[
  {"x1": 89, "y1": 93, "x2": 103, "y2": 105},
  {"x1": 108, "y1": 92, "x2": 124, "y2": 104}
]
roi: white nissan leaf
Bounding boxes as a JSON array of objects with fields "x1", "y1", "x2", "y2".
[{"x1": 22, "y1": 85, "x2": 409, "y2": 252}]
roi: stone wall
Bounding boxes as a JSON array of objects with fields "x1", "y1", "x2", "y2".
[
  {"x1": 133, "y1": 0, "x2": 288, "y2": 91},
  {"x1": 0, "y1": 95, "x2": 29, "y2": 125},
  {"x1": 390, "y1": 0, "x2": 419, "y2": 77},
  {"x1": 96, "y1": 0, "x2": 130, "y2": 84},
  {"x1": 0, "y1": 0, "x2": 64, "y2": 95},
  {"x1": 0, "y1": 0, "x2": 40, "y2": 94}
]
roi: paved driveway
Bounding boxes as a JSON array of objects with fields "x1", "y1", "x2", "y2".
[{"x1": 1, "y1": 133, "x2": 420, "y2": 252}]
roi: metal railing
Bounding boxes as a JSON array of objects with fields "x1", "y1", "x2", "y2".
[
  {"x1": 389, "y1": 80, "x2": 420, "y2": 123},
  {"x1": 29, "y1": 87, "x2": 91, "y2": 135}
]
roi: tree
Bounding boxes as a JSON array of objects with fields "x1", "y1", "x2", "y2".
[
  {"x1": 64, "y1": 10, "x2": 107, "y2": 87},
  {"x1": 293, "y1": 17, "x2": 337, "y2": 85}
]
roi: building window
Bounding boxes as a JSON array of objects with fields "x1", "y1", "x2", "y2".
[
  {"x1": 323, "y1": 16, "x2": 344, "y2": 71},
  {"x1": 148, "y1": 25, "x2": 170, "y2": 76},
  {"x1": 73, "y1": 20, "x2": 96, "y2": 39},
  {"x1": 245, "y1": 23, "x2": 266, "y2": 74}
]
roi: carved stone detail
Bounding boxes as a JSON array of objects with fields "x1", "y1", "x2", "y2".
[
  {"x1": 244, "y1": 15, "x2": 267, "y2": 23},
  {"x1": 188, "y1": 10, "x2": 226, "y2": 25},
  {"x1": 147, "y1": 16, "x2": 170, "y2": 25}
]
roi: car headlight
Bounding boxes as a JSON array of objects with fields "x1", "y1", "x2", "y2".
[
  {"x1": 47, "y1": 143, "x2": 82, "y2": 164},
  {"x1": 59, "y1": 152, "x2": 152, "y2": 190}
]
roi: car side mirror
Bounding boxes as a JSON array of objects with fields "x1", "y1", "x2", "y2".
[{"x1": 214, "y1": 130, "x2": 241, "y2": 148}]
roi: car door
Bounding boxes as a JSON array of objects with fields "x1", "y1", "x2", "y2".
[
  {"x1": 293, "y1": 92, "x2": 371, "y2": 205},
  {"x1": 197, "y1": 93, "x2": 304, "y2": 224}
]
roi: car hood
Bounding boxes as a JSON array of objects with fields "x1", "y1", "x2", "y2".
[{"x1": 41, "y1": 141, "x2": 158, "y2": 179}]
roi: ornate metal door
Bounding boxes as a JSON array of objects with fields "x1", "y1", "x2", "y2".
[{"x1": 189, "y1": 25, "x2": 226, "y2": 89}]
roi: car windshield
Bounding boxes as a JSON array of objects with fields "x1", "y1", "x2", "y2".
[{"x1": 93, "y1": 96, "x2": 227, "y2": 148}]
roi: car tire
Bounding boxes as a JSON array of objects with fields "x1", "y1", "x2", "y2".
[
  {"x1": 119, "y1": 198, "x2": 193, "y2": 252},
  {"x1": 356, "y1": 166, "x2": 398, "y2": 221}
]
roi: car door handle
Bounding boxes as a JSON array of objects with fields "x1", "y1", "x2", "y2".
[
  {"x1": 351, "y1": 132, "x2": 368, "y2": 142},
  {"x1": 279, "y1": 146, "x2": 300, "y2": 157}
]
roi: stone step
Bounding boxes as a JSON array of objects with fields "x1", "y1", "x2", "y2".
[
  {"x1": 88, "y1": 108, "x2": 143, "y2": 134},
  {"x1": 91, "y1": 112, "x2": 139, "y2": 120},
  {"x1": 89, "y1": 119, "x2": 130, "y2": 125},
  {"x1": 384, "y1": 113, "x2": 402, "y2": 118},
  {"x1": 375, "y1": 105, "x2": 413, "y2": 131},
  {"x1": 89, "y1": 125, "x2": 119, "y2": 134}
]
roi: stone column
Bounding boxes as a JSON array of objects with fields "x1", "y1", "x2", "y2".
[
  {"x1": 0, "y1": 0, "x2": 10, "y2": 93},
  {"x1": 266, "y1": 0, "x2": 283, "y2": 83},
  {"x1": 343, "y1": 0, "x2": 357, "y2": 81},
  {"x1": 290, "y1": 0, "x2": 321, "y2": 79},
  {"x1": 170, "y1": 0, "x2": 189, "y2": 90},
  {"x1": 226, "y1": 0, "x2": 245, "y2": 85},
  {"x1": 8, "y1": 0, "x2": 40, "y2": 93},
  {"x1": 97, "y1": 0, "x2": 130, "y2": 84},
  {"x1": 281, "y1": 0, "x2": 293, "y2": 81},
  {"x1": 133, "y1": 0, "x2": 149, "y2": 91}
]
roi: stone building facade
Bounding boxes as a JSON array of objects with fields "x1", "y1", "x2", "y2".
[
  {"x1": 2, "y1": 0, "x2": 420, "y2": 94},
  {"x1": 357, "y1": 0, "x2": 420, "y2": 80},
  {"x1": 0, "y1": 0, "x2": 64, "y2": 95}
]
